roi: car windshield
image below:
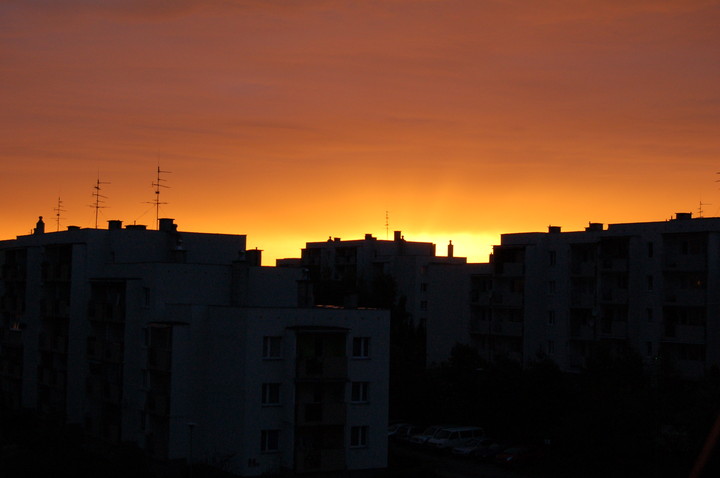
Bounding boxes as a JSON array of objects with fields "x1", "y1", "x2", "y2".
[{"x1": 434, "y1": 430, "x2": 451, "y2": 439}]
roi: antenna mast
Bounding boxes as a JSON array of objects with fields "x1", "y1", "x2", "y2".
[
  {"x1": 54, "y1": 196, "x2": 66, "y2": 232},
  {"x1": 699, "y1": 200, "x2": 711, "y2": 218},
  {"x1": 91, "y1": 175, "x2": 110, "y2": 229},
  {"x1": 148, "y1": 165, "x2": 171, "y2": 229},
  {"x1": 385, "y1": 211, "x2": 389, "y2": 240}
]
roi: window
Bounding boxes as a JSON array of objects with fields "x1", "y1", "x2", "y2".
[
  {"x1": 647, "y1": 242, "x2": 654, "y2": 258},
  {"x1": 548, "y1": 281, "x2": 556, "y2": 294},
  {"x1": 547, "y1": 340, "x2": 555, "y2": 355},
  {"x1": 549, "y1": 251, "x2": 557, "y2": 266},
  {"x1": 351, "y1": 382, "x2": 369, "y2": 403},
  {"x1": 420, "y1": 282, "x2": 428, "y2": 292},
  {"x1": 547, "y1": 310, "x2": 556, "y2": 326},
  {"x1": 262, "y1": 336, "x2": 282, "y2": 359},
  {"x1": 647, "y1": 275, "x2": 654, "y2": 291},
  {"x1": 262, "y1": 383, "x2": 280, "y2": 406},
  {"x1": 420, "y1": 300, "x2": 427, "y2": 311},
  {"x1": 352, "y1": 337, "x2": 370, "y2": 358},
  {"x1": 350, "y1": 426, "x2": 368, "y2": 447},
  {"x1": 646, "y1": 308, "x2": 653, "y2": 322},
  {"x1": 261, "y1": 429, "x2": 280, "y2": 453}
]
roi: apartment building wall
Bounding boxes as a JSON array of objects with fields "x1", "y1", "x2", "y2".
[
  {"x1": 0, "y1": 219, "x2": 389, "y2": 476},
  {"x1": 482, "y1": 214, "x2": 720, "y2": 379}
]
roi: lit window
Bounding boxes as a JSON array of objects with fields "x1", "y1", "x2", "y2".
[
  {"x1": 352, "y1": 337, "x2": 370, "y2": 358},
  {"x1": 262, "y1": 336, "x2": 282, "y2": 359},
  {"x1": 261, "y1": 429, "x2": 280, "y2": 453},
  {"x1": 350, "y1": 426, "x2": 368, "y2": 447},
  {"x1": 351, "y1": 382, "x2": 369, "y2": 403},
  {"x1": 262, "y1": 383, "x2": 280, "y2": 406}
]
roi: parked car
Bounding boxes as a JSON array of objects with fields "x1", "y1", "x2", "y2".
[
  {"x1": 426, "y1": 426, "x2": 486, "y2": 451},
  {"x1": 451, "y1": 437, "x2": 494, "y2": 457},
  {"x1": 494, "y1": 445, "x2": 546, "y2": 466},
  {"x1": 392, "y1": 424, "x2": 423, "y2": 442},
  {"x1": 409, "y1": 425, "x2": 447, "y2": 446}
]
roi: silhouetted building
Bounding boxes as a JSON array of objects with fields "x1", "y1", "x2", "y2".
[
  {"x1": 289, "y1": 232, "x2": 475, "y2": 365},
  {"x1": 473, "y1": 213, "x2": 720, "y2": 379},
  {"x1": 0, "y1": 219, "x2": 389, "y2": 476}
]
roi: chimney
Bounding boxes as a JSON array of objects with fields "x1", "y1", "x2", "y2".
[
  {"x1": 34, "y1": 216, "x2": 45, "y2": 235},
  {"x1": 585, "y1": 222, "x2": 603, "y2": 232},
  {"x1": 394, "y1": 230, "x2": 402, "y2": 242},
  {"x1": 548, "y1": 225, "x2": 561, "y2": 234},
  {"x1": 448, "y1": 240, "x2": 454, "y2": 258},
  {"x1": 246, "y1": 248, "x2": 262, "y2": 267},
  {"x1": 159, "y1": 218, "x2": 177, "y2": 232},
  {"x1": 675, "y1": 212, "x2": 692, "y2": 221},
  {"x1": 108, "y1": 220, "x2": 123, "y2": 230}
]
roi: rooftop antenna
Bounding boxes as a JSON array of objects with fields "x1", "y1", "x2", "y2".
[
  {"x1": 146, "y1": 164, "x2": 171, "y2": 230},
  {"x1": 90, "y1": 174, "x2": 110, "y2": 229},
  {"x1": 699, "y1": 200, "x2": 711, "y2": 218},
  {"x1": 53, "y1": 196, "x2": 66, "y2": 232},
  {"x1": 385, "y1": 210, "x2": 389, "y2": 240}
]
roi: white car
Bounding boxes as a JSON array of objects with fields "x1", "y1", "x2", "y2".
[
  {"x1": 426, "y1": 426, "x2": 486, "y2": 451},
  {"x1": 409, "y1": 425, "x2": 446, "y2": 446}
]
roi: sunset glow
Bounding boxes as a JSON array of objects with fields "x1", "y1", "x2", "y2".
[{"x1": 2, "y1": 1, "x2": 719, "y2": 265}]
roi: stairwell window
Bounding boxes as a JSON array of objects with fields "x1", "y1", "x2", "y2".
[
  {"x1": 351, "y1": 382, "x2": 369, "y2": 403},
  {"x1": 350, "y1": 426, "x2": 368, "y2": 448},
  {"x1": 352, "y1": 337, "x2": 370, "y2": 358},
  {"x1": 260, "y1": 429, "x2": 280, "y2": 453},
  {"x1": 261, "y1": 383, "x2": 280, "y2": 406},
  {"x1": 262, "y1": 336, "x2": 282, "y2": 359}
]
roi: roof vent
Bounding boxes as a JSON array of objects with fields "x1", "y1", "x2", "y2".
[{"x1": 108, "y1": 220, "x2": 123, "y2": 230}]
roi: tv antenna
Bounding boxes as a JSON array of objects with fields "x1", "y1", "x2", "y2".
[
  {"x1": 146, "y1": 165, "x2": 171, "y2": 229},
  {"x1": 53, "y1": 196, "x2": 66, "y2": 232},
  {"x1": 385, "y1": 211, "x2": 389, "y2": 240},
  {"x1": 90, "y1": 175, "x2": 110, "y2": 229},
  {"x1": 698, "y1": 200, "x2": 711, "y2": 218}
]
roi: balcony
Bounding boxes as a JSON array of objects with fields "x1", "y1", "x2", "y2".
[
  {"x1": 600, "y1": 258, "x2": 627, "y2": 272},
  {"x1": 571, "y1": 262, "x2": 596, "y2": 277},
  {"x1": 146, "y1": 391, "x2": 171, "y2": 416},
  {"x1": 497, "y1": 262, "x2": 524, "y2": 276},
  {"x1": 296, "y1": 401, "x2": 346, "y2": 426},
  {"x1": 599, "y1": 321, "x2": 628, "y2": 339},
  {"x1": 296, "y1": 356, "x2": 348, "y2": 381},
  {"x1": 663, "y1": 324, "x2": 705, "y2": 343},
  {"x1": 39, "y1": 333, "x2": 67, "y2": 354},
  {"x1": 664, "y1": 289, "x2": 706, "y2": 305},
  {"x1": 147, "y1": 348, "x2": 172, "y2": 372},
  {"x1": 42, "y1": 299, "x2": 70, "y2": 319},
  {"x1": 490, "y1": 321, "x2": 523, "y2": 337},
  {"x1": 600, "y1": 288, "x2": 628, "y2": 304},
  {"x1": 41, "y1": 263, "x2": 71, "y2": 282},
  {"x1": 87, "y1": 301, "x2": 125, "y2": 323},
  {"x1": 491, "y1": 292, "x2": 523, "y2": 308},
  {"x1": 664, "y1": 254, "x2": 707, "y2": 271},
  {"x1": 1, "y1": 264, "x2": 26, "y2": 281},
  {"x1": 295, "y1": 448, "x2": 346, "y2": 474}
]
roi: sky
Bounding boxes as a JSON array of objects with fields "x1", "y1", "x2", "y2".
[{"x1": 1, "y1": 0, "x2": 719, "y2": 265}]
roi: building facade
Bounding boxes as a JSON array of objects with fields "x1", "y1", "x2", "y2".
[
  {"x1": 0, "y1": 218, "x2": 389, "y2": 476},
  {"x1": 472, "y1": 213, "x2": 720, "y2": 379}
]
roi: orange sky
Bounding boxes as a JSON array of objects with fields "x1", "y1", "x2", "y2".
[{"x1": 1, "y1": 0, "x2": 719, "y2": 265}]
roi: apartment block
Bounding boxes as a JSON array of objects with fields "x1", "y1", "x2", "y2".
[
  {"x1": 0, "y1": 218, "x2": 389, "y2": 476},
  {"x1": 471, "y1": 213, "x2": 720, "y2": 379},
  {"x1": 288, "y1": 231, "x2": 474, "y2": 365}
]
